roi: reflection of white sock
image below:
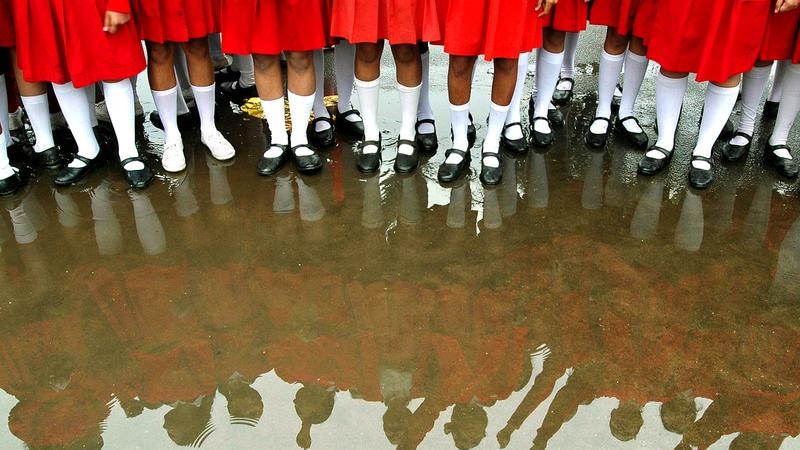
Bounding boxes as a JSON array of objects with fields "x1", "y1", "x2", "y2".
[
  {"x1": 397, "y1": 82, "x2": 421, "y2": 155},
  {"x1": 334, "y1": 41, "x2": 356, "y2": 113},
  {"x1": 592, "y1": 50, "x2": 625, "y2": 134},
  {"x1": 131, "y1": 192, "x2": 167, "y2": 255},
  {"x1": 91, "y1": 181, "x2": 123, "y2": 255},
  {"x1": 650, "y1": 73, "x2": 688, "y2": 156},
  {"x1": 297, "y1": 178, "x2": 325, "y2": 222},
  {"x1": 53, "y1": 82, "x2": 101, "y2": 166},
  {"x1": 769, "y1": 63, "x2": 800, "y2": 154},
  {"x1": 54, "y1": 191, "x2": 81, "y2": 228},
  {"x1": 675, "y1": 191, "x2": 704, "y2": 252},
  {"x1": 484, "y1": 102, "x2": 509, "y2": 167},
  {"x1": 417, "y1": 50, "x2": 435, "y2": 133},
  {"x1": 152, "y1": 86, "x2": 181, "y2": 144},
  {"x1": 273, "y1": 175, "x2": 295, "y2": 213},
  {"x1": 447, "y1": 184, "x2": 466, "y2": 228},
  {"x1": 446, "y1": 103, "x2": 470, "y2": 164},
  {"x1": 533, "y1": 48, "x2": 564, "y2": 133},
  {"x1": 692, "y1": 83, "x2": 739, "y2": 170},
  {"x1": 288, "y1": 91, "x2": 315, "y2": 155},
  {"x1": 262, "y1": 97, "x2": 288, "y2": 157},
  {"x1": 21, "y1": 94, "x2": 56, "y2": 152},
  {"x1": 734, "y1": 65, "x2": 771, "y2": 142},
  {"x1": 505, "y1": 53, "x2": 528, "y2": 140},
  {"x1": 312, "y1": 50, "x2": 332, "y2": 132},
  {"x1": 8, "y1": 202, "x2": 37, "y2": 244},
  {"x1": 355, "y1": 77, "x2": 380, "y2": 145}
]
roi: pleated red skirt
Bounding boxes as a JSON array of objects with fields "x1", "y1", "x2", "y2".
[
  {"x1": 546, "y1": 0, "x2": 588, "y2": 33},
  {"x1": 331, "y1": 0, "x2": 441, "y2": 44},
  {"x1": 221, "y1": 0, "x2": 329, "y2": 54},
  {"x1": 759, "y1": 10, "x2": 800, "y2": 62},
  {"x1": 646, "y1": 0, "x2": 771, "y2": 83},
  {"x1": 0, "y1": 1, "x2": 13, "y2": 47},
  {"x1": 132, "y1": 0, "x2": 220, "y2": 43},
  {"x1": 437, "y1": 0, "x2": 541, "y2": 60},
  {"x1": 13, "y1": 0, "x2": 146, "y2": 88}
]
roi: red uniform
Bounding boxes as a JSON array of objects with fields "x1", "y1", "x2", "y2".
[
  {"x1": 220, "y1": 0, "x2": 329, "y2": 55},
  {"x1": 330, "y1": 0, "x2": 441, "y2": 45},
  {"x1": 589, "y1": 0, "x2": 654, "y2": 39},
  {"x1": 646, "y1": 0, "x2": 771, "y2": 83},
  {"x1": 0, "y1": 0, "x2": 13, "y2": 47},
  {"x1": 759, "y1": 10, "x2": 800, "y2": 62},
  {"x1": 132, "y1": 0, "x2": 220, "y2": 43},
  {"x1": 12, "y1": 0, "x2": 145, "y2": 88},
  {"x1": 546, "y1": 0, "x2": 588, "y2": 33},
  {"x1": 437, "y1": 0, "x2": 541, "y2": 60}
]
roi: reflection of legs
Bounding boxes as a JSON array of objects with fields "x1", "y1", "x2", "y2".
[
  {"x1": 53, "y1": 190, "x2": 81, "y2": 228},
  {"x1": 770, "y1": 213, "x2": 800, "y2": 302},
  {"x1": 399, "y1": 176, "x2": 421, "y2": 225},
  {"x1": 674, "y1": 190, "x2": 704, "y2": 252},
  {"x1": 500, "y1": 161, "x2": 517, "y2": 218},
  {"x1": 528, "y1": 153, "x2": 549, "y2": 209},
  {"x1": 581, "y1": 153, "x2": 604, "y2": 210},
  {"x1": 7, "y1": 199, "x2": 38, "y2": 244},
  {"x1": 740, "y1": 181, "x2": 771, "y2": 248},
  {"x1": 130, "y1": 191, "x2": 166, "y2": 255},
  {"x1": 273, "y1": 175, "x2": 296, "y2": 213},
  {"x1": 207, "y1": 156, "x2": 233, "y2": 206},
  {"x1": 447, "y1": 184, "x2": 467, "y2": 229},
  {"x1": 630, "y1": 180, "x2": 664, "y2": 240},
  {"x1": 361, "y1": 175, "x2": 383, "y2": 229},
  {"x1": 90, "y1": 180, "x2": 123, "y2": 255},
  {"x1": 482, "y1": 189, "x2": 502, "y2": 230},
  {"x1": 530, "y1": 368, "x2": 590, "y2": 450},
  {"x1": 174, "y1": 174, "x2": 200, "y2": 217},
  {"x1": 296, "y1": 178, "x2": 325, "y2": 222}
]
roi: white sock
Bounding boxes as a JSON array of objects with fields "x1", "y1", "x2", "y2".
[
  {"x1": 417, "y1": 50, "x2": 435, "y2": 133},
  {"x1": 236, "y1": 55, "x2": 255, "y2": 88},
  {"x1": 152, "y1": 86, "x2": 181, "y2": 144},
  {"x1": 0, "y1": 134, "x2": 12, "y2": 179},
  {"x1": 0, "y1": 76, "x2": 9, "y2": 144},
  {"x1": 262, "y1": 97, "x2": 288, "y2": 157},
  {"x1": 312, "y1": 50, "x2": 332, "y2": 132},
  {"x1": 21, "y1": 94, "x2": 56, "y2": 152},
  {"x1": 176, "y1": 81, "x2": 190, "y2": 115},
  {"x1": 103, "y1": 81, "x2": 143, "y2": 170},
  {"x1": 191, "y1": 83, "x2": 217, "y2": 135},
  {"x1": 505, "y1": 52, "x2": 528, "y2": 140},
  {"x1": 207, "y1": 157, "x2": 233, "y2": 205},
  {"x1": 769, "y1": 63, "x2": 800, "y2": 159},
  {"x1": 592, "y1": 50, "x2": 625, "y2": 134},
  {"x1": 769, "y1": 60, "x2": 789, "y2": 103},
  {"x1": 335, "y1": 41, "x2": 356, "y2": 115},
  {"x1": 561, "y1": 33, "x2": 580, "y2": 78},
  {"x1": 533, "y1": 49, "x2": 564, "y2": 133},
  {"x1": 618, "y1": 51, "x2": 649, "y2": 135},
  {"x1": 446, "y1": 102, "x2": 470, "y2": 164},
  {"x1": 397, "y1": 82, "x2": 421, "y2": 155},
  {"x1": 692, "y1": 83, "x2": 739, "y2": 170},
  {"x1": 483, "y1": 102, "x2": 509, "y2": 168},
  {"x1": 355, "y1": 77, "x2": 380, "y2": 153},
  {"x1": 650, "y1": 73, "x2": 688, "y2": 157},
  {"x1": 288, "y1": 90, "x2": 315, "y2": 156},
  {"x1": 734, "y1": 65, "x2": 771, "y2": 143},
  {"x1": 52, "y1": 82, "x2": 100, "y2": 167},
  {"x1": 130, "y1": 192, "x2": 166, "y2": 255}
]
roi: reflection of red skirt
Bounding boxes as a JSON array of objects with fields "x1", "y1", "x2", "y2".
[
  {"x1": 437, "y1": 0, "x2": 541, "y2": 59},
  {"x1": 13, "y1": 0, "x2": 145, "y2": 87},
  {"x1": 759, "y1": 10, "x2": 800, "y2": 62},
  {"x1": 133, "y1": 0, "x2": 219, "y2": 43},
  {"x1": 330, "y1": 0, "x2": 441, "y2": 44},
  {"x1": 0, "y1": 0, "x2": 13, "y2": 47},
  {"x1": 546, "y1": 0, "x2": 588, "y2": 33},
  {"x1": 646, "y1": 0, "x2": 770, "y2": 82},
  {"x1": 221, "y1": 0, "x2": 328, "y2": 54}
]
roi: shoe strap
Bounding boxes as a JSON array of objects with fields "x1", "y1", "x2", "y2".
[
  {"x1": 691, "y1": 154, "x2": 713, "y2": 164},
  {"x1": 503, "y1": 122, "x2": 523, "y2": 132},
  {"x1": 648, "y1": 146, "x2": 672, "y2": 158},
  {"x1": 338, "y1": 109, "x2": 362, "y2": 120},
  {"x1": 311, "y1": 116, "x2": 335, "y2": 126},
  {"x1": 397, "y1": 139, "x2": 417, "y2": 148},
  {"x1": 482, "y1": 151, "x2": 500, "y2": 163},
  {"x1": 73, "y1": 154, "x2": 96, "y2": 165},
  {"x1": 618, "y1": 116, "x2": 640, "y2": 126},
  {"x1": 557, "y1": 77, "x2": 575, "y2": 86},
  {"x1": 732, "y1": 131, "x2": 752, "y2": 141},
  {"x1": 269, "y1": 143, "x2": 289, "y2": 153},
  {"x1": 591, "y1": 116, "x2": 612, "y2": 125},
  {"x1": 768, "y1": 144, "x2": 791, "y2": 152},
  {"x1": 415, "y1": 118, "x2": 436, "y2": 128},
  {"x1": 359, "y1": 140, "x2": 382, "y2": 151},
  {"x1": 290, "y1": 144, "x2": 318, "y2": 155},
  {"x1": 445, "y1": 148, "x2": 468, "y2": 159},
  {"x1": 532, "y1": 116, "x2": 550, "y2": 124},
  {"x1": 120, "y1": 156, "x2": 144, "y2": 169}
]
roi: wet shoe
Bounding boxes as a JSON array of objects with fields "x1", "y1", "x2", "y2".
[
  {"x1": 552, "y1": 77, "x2": 574, "y2": 106},
  {"x1": 721, "y1": 132, "x2": 751, "y2": 162},
  {"x1": 215, "y1": 66, "x2": 241, "y2": 84},
  {"x1": 201, "y1": 130, "x2": 236, "y2": 161},
  {"x1": 500, "y1": 122, "x2": 528, "y2": 155},
  {"x1": 394, "y1": 139, "x2": 419, "y2": 174},
  {"x1": 530, "y1": 117, "x2": 554, "y2": 147},
  {"x1": 220, "y1": 80, "x2": 258, "y2": 106},
  {"x1": 356, "y1": 139, "x2": 382, "y2": 173},
  {"x1": 336, "y1": 109, "x2": 365, "y2": 139},
  {"x1": 615, "y1": 116, "x2": 649, "y2": 150},
  {"x1": 549, "y1": 107, "x2": 565, "y2": 128},
  {"x1": 688, "y1": 155, "x2": 714, "y2": 189},
  {"x1": 637, "y1": 146, "x2": 673, "y2": 176},
  {"x1": 258, "y1": 143, "x2": 289, "y2": 176},
  {"x1": 437, "y1": 148, "x2": 471, "y2": 183},
  {"x1": 414, "y1": 119, "x2": 438, "y2": 155},
  {"x1": 308, "y1": 117, "x2": 336, "y2": 148},
  {"x1": 479, "y1": 152, "x2": 503, "y2": 186},
  {"x1": 33, "y1": 146, "x2": 63, "y2": 169},
  {"x1": 150, "y1": 109, "x2": 199, "y2": 132},
  {"x1": 161, "y1": 140, "x2": 187, "y2": 173},
  {"x1": 763, "y1": 100, "x2": 779, "y2": 120},
  {"x1": 585, "y1": 117, "x2": 611, "y2": 149},
  {"x1": 764, "y1": 143, "x2": 800, "y2": 178},
  {"x1": 0, "y1": 167, "x2": 28, "y2": 197},
  {"x1": 122, "y1": 157, "x2": 154, "y2": 190},
  {"x1": 54, "y1": 154, "x2": 100, "y2": 186},
  {"x1": 291, "y1": 144, "x2": 324, "y2": 173}
]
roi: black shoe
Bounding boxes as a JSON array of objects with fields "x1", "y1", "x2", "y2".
[
  {"x1": 615, "y1": 116, "x2": 649, "y2": 150},
  {"x1": 54, "y1": 154, "x2": 100, "y2": 186},
  {"x1": 548, "y1": 107, "x2": 565, "y2": 128},
  {"x1": 414, "y1": 119, "x2": 438, "y2": 155},
  {"x1": 336, "y1": 109, "x2": 365, "y2": 139},
  {"x1": 394, "y1": 139, "x2": 419, "y2": 174},
  {"x1": 32, "y1": 146, "x2": 63, "y2": 169},
  {"x1": 763, "y1": 100, "x2": 779, "y2": 120},
  {"x1": 215, "y1": 66, "x2": 241, "y2": 84},
  {"x1": 585, "y1": 117, "x2": 611, "y2": 149},
  {"x1": 764, "y1": 142, "x2": 800, "y2": 178},
  {"x1": 257, "y1": 143, "x2": 289, "y2": 176},
  {"x1": 467, "y1": 114, "x2": 477, "y2": 148},
  {"x1": 437, "y1": 148, "x2": 471, "y2": 183},
  {"x1": 308, "y1": 117, "x2": 336, "y2": 148},
  {"x1": 637, "y1": 146, "x2": 673, "y2": 176},
  {"x1": 150, "y1": 109, "x2": 199, "y2": 132},
  {"x1": 121, "y1": 157, "x2": 154, "y2": 190},
  {"x1": 0, "y1": 167, "x2": 28, "y2": 197},
  {"x1": 552, "y1": 77, "x2": 575, "y2": 106},
  {"x1": 220, "y1": 80, "x2": 258, "y2": 106},
  {"x1": 291, "y1": 144, "x2": 324, "y2": 173},
  {"x1": 688, "y1": 155, "x2": 714, "y2": 189},
  {"x1": 500, "y1": 122, "x2": 528, "y2": 155},
  {"x1": 530, "y1": 117, "x2": 554, "y2": 147},
  {"x1": 479, "y1": 152, "x2": 503, "y2": 186},
  {"x1": 356, "y1": 139, "x2": 382, "y2": 173},
  {"x1": 721, "y1": 132, "x2": 751, "y2": 162}
]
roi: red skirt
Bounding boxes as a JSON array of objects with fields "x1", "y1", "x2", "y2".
[
  {"x1": 759, "y1": 10, "x2": 800, "y2": 62},
  {"x1": 331, "y1": 0, "x2": 441, "y2": 44},
  {"x1": 221, "y1": 0, "x2": 328, "y2": 54},
  {"x1": 132, "y1": 0, "x2": 220, "y2": 43},
  {"x1": 13, "y1": 0, "x2": 146, "y2": 88},
  {"x1": 646, "y1": 0, "x2": 771, "y2": 83},
  {"x1": 0, "y1": 0, "x2": 13, "y2": 47},
  {"x1": 546, "y1": 0, "x2": 588, "y2": 33},
  {"x1": 437, "y1": 0, "x2": 541, "y2": 60}
]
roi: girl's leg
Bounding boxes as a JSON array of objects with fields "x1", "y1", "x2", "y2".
[
  {"x1": 12, "y1": 49, "x2": 56, "y2": 155},
  {"x1": 504, "y1": 52, "x2": 529, "y2": 142},
  {"x1": 589, "y1": 27, "x2": 628, "y2": 136},
  {"x1": 531, "y1": 29, "x2": 566, "y2": 136},
  {"x1": 617, "y1": 36, "x2": 650, "y2": 135},
  {"x1": 254, "y1": 53, "x2": 288, "y2": 157},
  {"x1": 692, "y1": 75, "x2": 741, "y2": 170},
  {"x1": 354, "y1": 42, "x2": 384, "y2": 154},
  {"x1": 731, "y1": 61, "x2": 772, "y2": 143},
  {"x1": 390, "y1": 43, "x2": 422, "y2": 156},
  {"x1": 285, "y1": 50, "x2": 317, "y2": 156},
  {"x1": 444, "y1": 54, "x2": 477, "y2": 165},
  {"x1": 484, "y1": 57, "x2": 518, "y2": 168},
  {"x1": 417, "y1": 42, "x2": 435, "y2": 133}
]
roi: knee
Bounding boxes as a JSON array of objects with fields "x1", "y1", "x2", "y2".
[
  {"x1": 493, "y1": 58, "x2": 517, "y2": 76},
  {"x1": 543, "y1": 29, "x2": 566, "y2": 52},
  {"x1": 449, "y1": 56, "x2": 474, "y2": 78},
  {"x1": 183, "y1": 38, "x2": 210, "y2": 60},
  {"x1": 253, "y1": 54, "x2": 278, "y2": 72},
  {"x1": 147, "y1": 43, "x2": 174, "y2": 66},
  {"x1": 357, "y1": 43, "x2": 383, "y2": 65},
  {"x1": 285, "y1": 52, "x2": 313, "y2": 74},
  {"x1": 604, "y1": 29, "x2": 629, "y2": 54},
  {"x1": 392, "y1": 44, "x2": 419, "y2": 66}
]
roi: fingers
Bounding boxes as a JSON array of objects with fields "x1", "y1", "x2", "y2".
[
  {"x1": 535, "y1": 0, "x2": 544, "y2": 11},
  {"x1": 103, "y1": 12, "x2": 117, "y2": 34},
  {"x1": 775, "y1": 0, "x2": 785, "y2": 12}
]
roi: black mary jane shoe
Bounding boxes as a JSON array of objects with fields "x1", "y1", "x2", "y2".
[
  {"x1": 615, "y1": 116, "x2": 649, "y2": 150},
  {"x1": 33, "y1": 146, "x2": 63, "y2": 169},
  {"x1": 437, "y1": 148, "x2": 471, "y2": 183},
  {"x1": 467, "y1": 114, "x2": 477, "y2": 148},
  {"x1": 0, "y1": 167, "x2": 29, "y2": 197},
  {"x1": 414, "y1": 119, "x2": 439, "y2": 155},
  {"x1": 220, "y1": 81, "x2": 259, "y2": 106},
  {"x1": 479, "y1": 152, "x2": 503, "y2": 186},
  {"x1": 721, "y1": 132, "x2": 752, "y2": 162},
  {"x1": 530, "y1": 117, "x2": 554, "y2": 148},
  {"x1": 763, "y1": 100, "x2": 779, "y2": 120},
  {"x1": 291, "y1": 144, "x2": 324, "y2": 173},
  {"x1": 258, "y1": 143, "x2": 289, "y2": 176},
  {"x1": 54, "y1": 154, "x2": 100, "y2": 186},
  {"x1": 121, "y1": 157, "x2": 154, "y2": 190},
  {"x1": 764, "y1": 143, "x2": 800, "y2": 178},
  {"x1": 336, "y1": 109, "x2": 366, "y2": 139},
  {"x1": 585, "y1": 117, "x2": 611, "y2": 149},
  {"x1": 688, "y1": 155, "x2": 714, "y2": 190},
  {"x1": 356, "y1": 139, "x2": 382, "y2": 174},
  {"x1": 500, "y1": 122, "x2": 528, "y2": 155},
  {"x1": 552, "y1": 77, "x2": 575, "y2": 106},
  {"x1": 394, "y1": 139, "x2": 420, "y2": 174},
  {"x1": 637, "y1": 146, "x2": 673, "y2": 176},
  {"x1": 308, "y1": 117, "x2": 336, "y2": 148}
]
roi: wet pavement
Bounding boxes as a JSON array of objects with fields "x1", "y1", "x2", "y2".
[{"x1": 1, "y1": 27, "x2": 800, "y2": 450}]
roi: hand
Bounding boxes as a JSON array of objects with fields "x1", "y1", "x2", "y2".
[
  {"x1": 536, "y1": 0, "x2": 559, "y2": 17},
  {"x1": 775, "y1": 0, "x2": 800, "y2": 12},
  {"x1": 103, "y1": 11, "x2": 130, "y2": 34}
]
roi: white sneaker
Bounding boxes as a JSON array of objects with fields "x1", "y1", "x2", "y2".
[
  {"x1": 201, "y1": 129, "x2": 236, "y2": 161},
  {"x1": 161, "y1": 140, "x2": 187, "y2": 172}
]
